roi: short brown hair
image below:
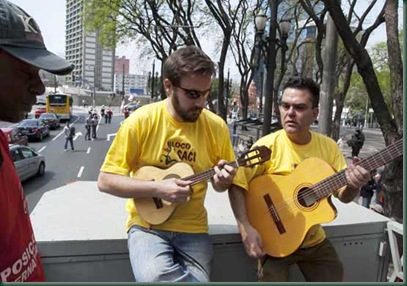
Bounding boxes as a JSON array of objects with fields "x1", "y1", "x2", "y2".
[{"x1": 163, "y1": 46, "x2": 216, "y2": 86}]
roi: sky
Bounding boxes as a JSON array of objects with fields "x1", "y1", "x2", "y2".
[{"x1": 9, "y1": 0, "x2": 404, "y2": 79}]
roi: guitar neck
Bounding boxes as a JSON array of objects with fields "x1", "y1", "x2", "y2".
[
  {"x1": 183, "y1": 160, "x2": 238, "y2": 186},
  {"x1": 314, "y1": 139, "x2": 402, "y2": 199}
]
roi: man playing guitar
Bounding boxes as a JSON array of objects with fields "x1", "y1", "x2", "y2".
[
  {"x1": 98, "y1": 46, "x2": 237, "y2": 282},
  {"x1": 229, "y1": 77, "x2": 371, "y2": 282}
]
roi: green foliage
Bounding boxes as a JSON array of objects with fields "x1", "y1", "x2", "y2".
[
  {"x1": 82, "y1": 0, "x2": 122, "y2": 48},
  {"x1": 344, "y1": 72, "x2": 367, "y2": 115}
]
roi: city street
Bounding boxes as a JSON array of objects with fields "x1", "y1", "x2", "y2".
[{"x1": 1, "y1": 105, "x2": 123, "y2": 212}]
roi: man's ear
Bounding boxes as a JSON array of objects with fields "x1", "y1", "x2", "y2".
[{"x1": 163, "y1": 79, "x2": 172, "y2": 95}]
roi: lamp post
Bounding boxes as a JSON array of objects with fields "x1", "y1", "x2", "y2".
[
  {"x1": 93, "y1": 66, "x2": 96, "y2": 108},
  {"x1": 121, "y1": 63, "x2": 125, "y2": 102},
  {"x1": 151, "y1": 60, "x2": 155, "y2": 101},
  {"x1": 225, "y1": 68, "x2": 230, "y2": 115},
  {"x1": 255, "y1": 5, "x2": 291, "y2": 136}
]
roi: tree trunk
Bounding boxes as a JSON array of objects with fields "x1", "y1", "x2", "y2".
[
  {"x1": 385, "y1": 0, "x2": 403, "y2": 134},
  {"x1": 321, "y1": 0, "x2": 402, "y2": 223},
  {"x1": 319, "y1": 13, "x2": 338, "y2": 136}
]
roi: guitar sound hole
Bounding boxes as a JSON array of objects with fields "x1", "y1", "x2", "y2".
[{"x1": 297, "y1": 187, "x2": 317, "y2": 207}]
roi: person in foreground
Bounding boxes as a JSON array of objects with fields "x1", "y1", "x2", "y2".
[
  {"x1": 97, "y1": 46, "x2": 236, "y2": 282},
  {"x1": 228, "y1": 77, "x2": 370, "y2": 282},
  {"x1": 0, "y1": 0, "x2": 74, "y2": 282}
]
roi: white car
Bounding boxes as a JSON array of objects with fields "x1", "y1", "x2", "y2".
[{"x1": 9, "y1": 144, "x2": 46, "y2": 182}]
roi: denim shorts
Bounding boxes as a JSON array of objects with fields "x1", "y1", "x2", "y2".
[{"x1": 127, "y1": 225, "x2": 213, "y2": 282}]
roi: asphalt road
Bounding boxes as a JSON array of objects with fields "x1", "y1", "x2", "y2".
[{"x1": 1, "y1": 105, "x2": 123, "y2": 212}]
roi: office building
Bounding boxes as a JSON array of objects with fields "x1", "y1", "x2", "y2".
[
  {"x1": 114, "y1": 73, "x2": 149, "y2": 96},
  {"x1": 115, "y1": 56, "x2": 130, "y2": 74},
  {"x1": 65, "y1": 0, "x2": 115, "y2": 91}
]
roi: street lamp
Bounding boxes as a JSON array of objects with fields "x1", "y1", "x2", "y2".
[
  {"x1": 151, "y1": 60, "x2": 156, "y2": 102},
  {"x1": 255, "y1": 7, "x2": 291, "y2": 136},
  {"x1": 92, "y1": 66, "x2": 96, "y2": 108}
]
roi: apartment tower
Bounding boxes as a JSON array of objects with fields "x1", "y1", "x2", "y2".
[{"x1": 65, "y1": 0, "x2": 115, "y2": 91}]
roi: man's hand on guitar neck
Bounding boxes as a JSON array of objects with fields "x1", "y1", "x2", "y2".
[
  {"x1": 211, "y1": 160, "x2": 236, "y2": 192},
  {"x1": 339, "y1": 157, "x2": 370, "y2": 203}
]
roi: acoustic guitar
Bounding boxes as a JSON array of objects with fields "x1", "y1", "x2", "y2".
[
  {"x1": 246, "y1": 139, "x2": 403, "y2": 258},
  {"x1": 134, "y1": 145, "x2": 271, "y2": 225}
]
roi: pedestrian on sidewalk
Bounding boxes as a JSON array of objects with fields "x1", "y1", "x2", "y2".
[
  {"x1": 63, "y1": 122, "x2": 75, "y2": 151},
  {"x1": 85, "y1": 114, "x2": 92, "y2": 140},
  {"x1": 336, "y1": 135, "x2": 344, "y2": 150},
  {"x1": 347, "y1": 129, "x2": 365, "y2": 157},
  {"x1": 359, "y1": 171, "x2": 376, "y2": 208},
  {"x1": 106, "y1": 108, "x2": 113, "y2": 123},
  {"x1": 91, "y1": 113, "x2": 98, "y2": 139}
]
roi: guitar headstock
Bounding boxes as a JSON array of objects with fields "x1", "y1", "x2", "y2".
[{"x1": 237, "y1": 145, "x2": 271, "y2": 168}]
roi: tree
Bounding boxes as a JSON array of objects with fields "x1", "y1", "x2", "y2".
[
  {"x1": 83, "y1": 0, "x2": 210, "y2": 99},
  {"x1": 321, "y1": 0, "x2": 403, "y2": 222},
  {"x1": 298, "y1": 0, "x2": 386, "y2": 141}
]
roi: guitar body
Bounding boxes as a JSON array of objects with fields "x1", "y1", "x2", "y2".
[
  {"x1": 133, "y1": 162, "x2": 194, "y2": 225},
  {"x1": 132, "y1": 145, "x2": 272, "y2": 225},
  {"x1": 246, "y1": 157, "x2": 338, "y2": 257}
]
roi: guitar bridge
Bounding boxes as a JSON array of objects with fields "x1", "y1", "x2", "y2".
[
  {"x1": 153, "y1": 197, "x2": 163, "y2": 209},
  {"x1": 263, "y1": 194, "x2": 286, "y2": 234}
]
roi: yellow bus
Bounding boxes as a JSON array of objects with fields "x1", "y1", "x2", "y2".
[{"x1": 46, "y1": 94, "x2": 73, "y2": 121}]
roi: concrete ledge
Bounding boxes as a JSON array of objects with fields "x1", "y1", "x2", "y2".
[{"x1": 31, "y1": 181, "x2": 390, "y2": 282}]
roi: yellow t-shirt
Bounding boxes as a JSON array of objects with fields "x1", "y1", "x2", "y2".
[
  {"x1": 100, "y1": 99, "x2": 235, "y2": 233},
  {"x1": 233, "y1": 129, "x2": 347, "y2": 248}
]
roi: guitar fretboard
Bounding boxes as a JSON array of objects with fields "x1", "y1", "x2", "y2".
[
  {"x1": 183, "y1": 161, "x2": 239, "y2": 185},
  {"x1": 312, "y1": 139, "x2": 403, "y2": 200}
]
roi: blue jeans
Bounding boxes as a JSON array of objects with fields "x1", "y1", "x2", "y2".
[
  {"x1": 64, "y1": 137, "x2": 74, "y2": 150},
  {"x1": 362, "y1": 196, "x2": 372, "y2": 208},
  {"x1": 127, "y1": 225, "x2": 213, "y2": 282}
]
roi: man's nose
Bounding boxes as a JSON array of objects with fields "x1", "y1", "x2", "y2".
[
  {"x1": 195, "y1": 95, "x2": 207, "y2": 108},
  {"x1": 30, "y1": 74, "x2": 46, "y2": 95},
  {"x1": 287, "y1": 106, "x2": 296, "y2": 116}
]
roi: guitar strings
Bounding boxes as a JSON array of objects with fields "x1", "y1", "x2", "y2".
[
  {"x1": 184, "y1": 148, "x2": 266, "y2": 185},
  {"x1": 262, "y1": 140, "x2": 402, "y2": 216},
  {"x1": 269, "y1": 141, "x2": 401, "y2": 213}
]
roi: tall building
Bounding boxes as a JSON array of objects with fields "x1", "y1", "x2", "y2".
[
  {"x1": 114, "y1": 73, "x2": 149, "y2": 96},
  {"x1": 65, "y1": 0, "x2": 115, "y2": 91},
  {"x1": 115, "y1": 56, "x2": 130, "y2": 74}
]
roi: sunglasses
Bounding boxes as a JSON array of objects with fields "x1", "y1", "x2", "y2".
[{"x1": 174, "y1": 84, "x2": 211, "y2": 100}]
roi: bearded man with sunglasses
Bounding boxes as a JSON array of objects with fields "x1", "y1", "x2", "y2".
[
  {"x1": 98, "y1": 46, "x2": 236, "y2": 282},
  {"x1": 0, "y1": 0, "x2": 74, "y2": 282}
]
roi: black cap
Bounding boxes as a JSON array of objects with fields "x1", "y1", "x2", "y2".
[{"x1": 0, "y1": 0, "x2": 74, "y2": 75}]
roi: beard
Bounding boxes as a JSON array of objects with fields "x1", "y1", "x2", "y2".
[{"x1": 172, "y1": 91, "x2": 202, "y2": 122}]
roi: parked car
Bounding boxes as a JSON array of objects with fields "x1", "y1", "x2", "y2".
[
  {"x1": 34, "y1": 106, "x2": 47, "y2": 118},
  {"x1": 17, "y1": 119, "x2": 50, "y2": 141},
  {"x1": 38, "y1": 113, "x2": 60, "y2": 130},
  {"x1": 123, "y1": 102, "x2": 140, "y2": 112},
  {"x1": 9, "y1": 144, "x2": 45, "y2": 182},
  {"x1": 0, "y1": 127, "x2": 28, "y2": 146},
  {"x1": 36, "y1": 95, "x2": 46, "y2": 105}
]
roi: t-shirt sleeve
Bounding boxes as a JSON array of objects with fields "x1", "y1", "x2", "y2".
[{"x1": 100, "y1": 119, "x2": 139, "y2": 176}]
